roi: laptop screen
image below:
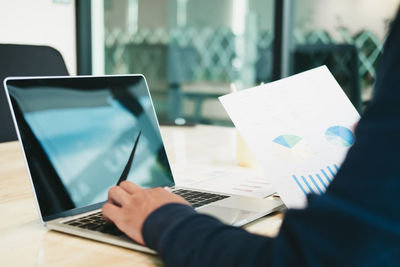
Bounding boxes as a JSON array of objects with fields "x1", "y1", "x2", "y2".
[{"x1": 5, "y1": 75, "x2": 175, "y2": 221}]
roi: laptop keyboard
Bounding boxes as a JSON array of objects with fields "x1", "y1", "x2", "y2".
[
  {"x1": 172, "y1": 189, "x2": 229, "y2": 208},
  {"x1": 64, "y1": 189, "x2": 229, "y2": 237},
  {"x1": 65, "y1": 211, "x2": 124, "y2": 236}
]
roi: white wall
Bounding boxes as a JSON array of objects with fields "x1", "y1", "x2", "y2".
[{"x1": 0, "y1": 0, "x2": 77, "y2": 74}]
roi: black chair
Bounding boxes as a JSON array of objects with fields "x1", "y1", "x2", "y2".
[
  {"x1": 0, "y1": 44, "x2": 69, "y2": 142},
  {"x1": 293, "y1": 44, "x2": 361, "y2": 112}
]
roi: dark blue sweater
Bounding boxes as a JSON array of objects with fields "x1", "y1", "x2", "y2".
[{"x1": 142, "y1": 10, "x2": 400, "y2": 267}]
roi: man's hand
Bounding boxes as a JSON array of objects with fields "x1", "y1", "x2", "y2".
[{"x1": 102, "y1": 181, "x2": 189, "y2": 245}]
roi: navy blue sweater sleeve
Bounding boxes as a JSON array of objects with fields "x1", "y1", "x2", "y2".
[
  {"x1": 143, "y1": 203, "x2": 275, "y2": 267},
  {"x1": 143, "y1": 9, "x2": 400, "y2": 267}
]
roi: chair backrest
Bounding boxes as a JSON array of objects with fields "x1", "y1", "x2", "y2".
[
  {"x1": 0, "y1": 44, "x2": 69, "y2": 142},
  {"x1": 293, "y1": 44, "x2": 361, "y2": 112}
]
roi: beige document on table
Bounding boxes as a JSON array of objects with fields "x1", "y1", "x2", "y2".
[
  {"x1": 219, "y1": 66, "x2": 360, "y2": 208},
  {"x1": 174, "y1": 164, "x2": 276, "y2": 198}
]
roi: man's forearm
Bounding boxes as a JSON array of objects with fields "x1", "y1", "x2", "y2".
[{"x1": 143, "y1": 203, "x2": 274, "y2": 267}]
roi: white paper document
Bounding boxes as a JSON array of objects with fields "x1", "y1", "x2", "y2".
[
  {"x1": 174, "y1": 164, "x2": 276, "y2": 198},
  {"x1": 219, "y1": 66, "x2": 360, "y2": 208}
]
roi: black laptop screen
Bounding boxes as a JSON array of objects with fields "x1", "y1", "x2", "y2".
[{"x1": 6, "y1": 75, "x2": 174, "y2": 221}]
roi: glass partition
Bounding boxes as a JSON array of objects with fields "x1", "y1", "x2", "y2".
[
  {"x1": 88, "y1": 1, "x2": 398, "y2": 121},
  {"x1": 102, "y1": 0, "x2": 275, "y2": 125}
]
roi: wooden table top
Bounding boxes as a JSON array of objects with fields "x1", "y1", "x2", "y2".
[{"x1": 0, "y1": 125, "x2": 283, "y2": 266}]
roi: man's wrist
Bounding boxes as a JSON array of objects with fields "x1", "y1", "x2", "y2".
[{"x1": 142, "y1": 203, "x2": 196, "y2": 251}]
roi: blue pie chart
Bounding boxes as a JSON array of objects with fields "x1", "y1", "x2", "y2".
[
  {"x1": 325, "y1": 126, "x2": 354, "y2": 147},
  {"x1": 272, "y1": 135, "x2": 312, "y2": 162}
]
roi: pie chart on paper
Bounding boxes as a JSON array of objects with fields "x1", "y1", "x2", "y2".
[
  {"x1": 325, "y1": 126, "x2": 354, "y2": 147},
  {"x1": 271, "y1": 135, "x2": 312, "y2": 162}
]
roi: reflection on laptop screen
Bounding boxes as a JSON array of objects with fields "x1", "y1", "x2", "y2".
[{"x1": 6, "y1": 75, "x2": 174, "y2": 220}]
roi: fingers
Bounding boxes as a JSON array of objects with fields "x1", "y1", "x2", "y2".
[
  {"x1": 108, "y1": 186, "x2": 130, "y2": 207},
  {"x1": 163, "y1": 186, "x2": 172, "y2": 193},
  {"x1": 107, "y1": 182, "x2": 143, "y2": 207},
  {"x1": 102, "y1": 202, "x2": 121, "y2": 223},
  {"x1": 119, "y1": 181, "x2": 142, "y2": 194}
]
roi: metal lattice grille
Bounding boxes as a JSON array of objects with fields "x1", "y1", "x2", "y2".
[
  {"x1": 104, "y1": 26, "x2": 384, "y2": 123},
  {"x1": 105, "y1": 27, "x2": 273, "y2": 87},
  {"x1": 294, "y1": 28, "x2": 384, "y2": 90},
  {"x1": 105, "y1": 27, "x2": 383, "y2": 91}
]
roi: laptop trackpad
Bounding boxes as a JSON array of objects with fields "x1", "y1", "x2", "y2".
[{"x1": 197, "y1": 205, "x2": 257, "y2": 226}]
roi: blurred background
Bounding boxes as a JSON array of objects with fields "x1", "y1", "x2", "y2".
[
  {"x1": 97, "y1": 0, "x2": 398, "y2": 125},
  {"x1": 1, "y1": 0, "x2": 399, "y2": 130}
]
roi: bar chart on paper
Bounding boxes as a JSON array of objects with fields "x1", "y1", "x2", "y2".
[
  {"x1": 292, "y1": 164, "x2": 339, "y2": 195},
  {"x1": 219, "y1": 66, "x2": 361, "y2": 208}
]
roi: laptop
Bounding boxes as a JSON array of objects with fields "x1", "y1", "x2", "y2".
[{"x1": 3, "y1": 75, "x2": 284, "y2": 254}]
